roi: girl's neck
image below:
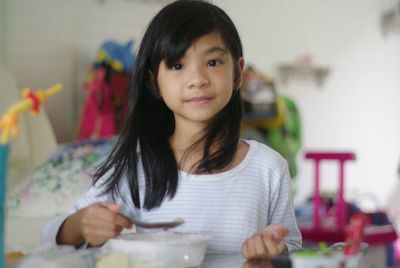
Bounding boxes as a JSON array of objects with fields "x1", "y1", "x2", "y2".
[
  {"x1": 170, "y1": 132, "x2": 249, "y2": 175},
  {"x1": 170, "y1": 119, "x2": 207, "y2": 150},
  {"x1": 169, "y1": 126, "x2": 205, "y2": 172}
]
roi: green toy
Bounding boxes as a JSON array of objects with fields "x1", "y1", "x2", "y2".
[{"x1": 265, "y1": 96, "x2": 302, "y2": 183}]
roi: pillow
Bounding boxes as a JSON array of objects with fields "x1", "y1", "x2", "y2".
[{"x1": 6, "y1": 138, "x2": 116, "y2": 218}]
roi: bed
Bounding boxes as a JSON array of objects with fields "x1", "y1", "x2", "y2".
[{"x1": 5, "y1": 138, "x2": 115, "y2": 252}]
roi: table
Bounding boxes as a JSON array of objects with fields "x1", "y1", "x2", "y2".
[
  {"x1": 6, "y1": 251, "x2": 400, "y2": 268},
  {"x1": 5, "y1": 252, "x2": 290, "y2": 268},
  {"x1": 202, "y1": 254, "x2": 290, "y2": 268}
]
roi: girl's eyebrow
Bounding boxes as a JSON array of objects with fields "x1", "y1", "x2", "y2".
[{"x1": 203, "y1": 46, "x2": 227, "y2": 55}]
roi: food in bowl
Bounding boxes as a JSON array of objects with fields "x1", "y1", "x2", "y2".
[{"x1": 104, "y1": 231, "x2": 212, "y2": 267}]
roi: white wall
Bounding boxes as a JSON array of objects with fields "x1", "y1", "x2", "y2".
[
  {"x1": 0, "y1": 0, "x2": 4, "y2": 63},
  {"x1": 217, "y1": 0, "x2": 400, "y2": 210},
  {"x1": 4, "y1": 0, "x2": 400, "y2": 210},
  {"x1": 6, "y1": 0, "x2": 163, "y2": 143}
]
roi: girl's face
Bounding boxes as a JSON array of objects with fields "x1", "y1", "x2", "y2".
[{"x1": 157, "y1": 31, "x2": 244, "y2": 128}]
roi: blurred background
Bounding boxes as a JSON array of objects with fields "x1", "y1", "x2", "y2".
[{"x1": 1, "y1": 0, "x2": 400, "y2": 258}]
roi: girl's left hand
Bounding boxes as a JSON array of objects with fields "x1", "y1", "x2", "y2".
[{"x1": 241, "y1": 224, "x2": 289, "y2": 260}]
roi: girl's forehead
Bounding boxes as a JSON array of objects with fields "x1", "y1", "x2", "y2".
[
  {"x1": 183, "y1": 31, "x2": 228, "y2": 56},
  {"x1": 192, "y1": 32, "x2": 225, "y2": 47}
]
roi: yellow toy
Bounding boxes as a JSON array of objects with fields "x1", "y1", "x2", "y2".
[
  {"x1": 0, "y1": 83, "x2": 61, "y2": 268},
  {"x1": 0, "y1": 83, "x2": 62, "y2": 144}
]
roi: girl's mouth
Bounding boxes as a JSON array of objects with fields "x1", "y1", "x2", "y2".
[{"x1": 186, "y1": 97, "x2": 212, "y2": 105}]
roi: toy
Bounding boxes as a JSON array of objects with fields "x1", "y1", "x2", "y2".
[
  {"x1": 79, "y1": 68, "x2": 116, "y2": 139},
  {"x1": 0, "y1": 84, "x2": 61, "y2": 268},
  {"x1": 95, "y1": 40, "x2": 136, "y2": 73},
  {"x1": 240, "y1": 66, "x2": 302, "y2": 181},
  {"x1": 0, "y1": 84, "x2": 61, "y2": 144},
  {"x1": 78, "y1": 40, "x2": 133, "y2": 140}
]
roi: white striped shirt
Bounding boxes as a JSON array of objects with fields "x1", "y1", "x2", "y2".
[{"x1": 41, "y1": 140, "x2": 302, "y2": 253}]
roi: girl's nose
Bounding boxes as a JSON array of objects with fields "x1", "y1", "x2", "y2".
[{"x1": 187, "y1": 67, "x2": 210, "y2": 89}]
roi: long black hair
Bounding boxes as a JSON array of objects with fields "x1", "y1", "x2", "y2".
[{"x1": 94, "y1": 0, "x2": 244, "y2": 210}]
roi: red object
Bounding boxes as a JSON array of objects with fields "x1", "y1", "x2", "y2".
[
  {"x1": 344, "y1": 213, "x2": 369, "y2": 255},
  {"x1": 299, "y1": 151, "x2": 398, "y2": 246},
  {"x1": 79, "y1": 68, "x2": 116, "y2": 139},
  {"x1": 25, "y1": 89, "x2": 41, "y2": 113},
  {"x1": 78, "y1": 67, "x2": 129, "y2": 140}
]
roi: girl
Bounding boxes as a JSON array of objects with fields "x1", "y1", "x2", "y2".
[{"x1": 42, "y1": 0, "x2": 302, "y2": 259}]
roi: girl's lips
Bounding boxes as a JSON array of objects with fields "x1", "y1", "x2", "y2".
[{"x1": 186, "y1": 97, "x2": 212, "y2": 105}]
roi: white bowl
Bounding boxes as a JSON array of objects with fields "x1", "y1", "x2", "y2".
[{"x1": 105, "y1": 232, "x2": 212, "y2": 267}]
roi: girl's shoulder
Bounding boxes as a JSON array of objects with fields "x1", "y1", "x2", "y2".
[{"x1": 243, "y1": 139, "x2": 288, "y2": 170}]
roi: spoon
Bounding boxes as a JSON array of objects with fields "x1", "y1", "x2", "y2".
[{"x1": 130, "y1": 217, "x2": 185, "y2": 230}]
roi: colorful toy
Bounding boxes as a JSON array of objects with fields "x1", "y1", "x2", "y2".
[
  {"x1": 265, "y1": 96, "x2": 302, "y2": 179},
  {"x1": 0, "y1": 84, "x2": 61, "y2": 268},
  {"x1": 78, "y1": 40, "x2": 133, "y2": 140},
  {"x1": 79, "y1": 68, "x2": 116, "y2": 139},
  {"x1": 240, "y1": 66, "x2": 302, "y2": 181},
  {"x1": 95, "y1": 40, "x2": 136, "y2": 73},
  {"x1": 0, "y1": 84, "x2": 61, "y2": 144}
]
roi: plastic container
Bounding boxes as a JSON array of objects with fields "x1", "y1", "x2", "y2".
[
  {"x1": 291, "y1": 251, "x2": 343, "y2": 268},
  {"x1": 16, "y1": 245, "x2": 96, "y2": 268},
  {"x1": 105, "y1": 231, "x2": 212, "y2": 267}
]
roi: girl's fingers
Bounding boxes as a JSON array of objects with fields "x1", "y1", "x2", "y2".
[
  {"x1": 272, "y1": 226, "x2": 289, "y2": 240},
  {"x1": 83, "y1": 225, "x2": 123, "y2": 238},
  {"x1": 242, "y1": 233, "x2": 272, "y2": 259},
  {"x1": 262, "y1": 224, "x2": 288, "y2": 237},
  {"x1": 261, "y1": 224, "x2": 288, "y2": 243},
  {"x1": 114, "y1": 214, "x2": 133, "y2": 229},
  {"x1": 242, "y1": 225, "x2": 287, "y2": 258},
  {"x1": 101, "y1": 202, "x2": 122, "y2": 213},
  {"x1": 81, "y1": 220, "x2": 124, "y2": 245},
  {"x1": 246, "y1": 237, "x2": 256, "y2": 258},
  {"x1": 241, "y1": 241, "x2": 249, "y2": 259},
  {"x1": 80, "y1": 202, "x2": 132, "y2": 244},
  {"x1": 91, "y1": 203, "x2": 132, "y2": 229},
  {"x1": 253, "y1": 234, "x2": 267, "y2": 256},
  {"x1": 263, "y1": 238, "x2": 284, "y2": 256},
  {"x1": 261, "y1": 231, "x2": 286, "y2": 256}
]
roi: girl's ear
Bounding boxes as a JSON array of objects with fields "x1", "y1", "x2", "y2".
[{"x1": 235, "y1": 57, "x2": 245, "y2": 90}]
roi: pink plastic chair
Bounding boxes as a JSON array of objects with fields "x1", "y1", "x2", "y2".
[{"x1": 307, "y1": 152, "x2": 355, "y2": 231}]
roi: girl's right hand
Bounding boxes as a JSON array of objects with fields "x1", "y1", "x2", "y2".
[{"x1": 77, "y1": 202, "x2": 133, "y2": 246}]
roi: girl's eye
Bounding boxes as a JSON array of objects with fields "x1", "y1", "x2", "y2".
[
  {"x1": 208, "y1": 59, "x2": 221, "y2": 67},
  {"x1": 171, "y1": 63, "x2": 183, "y2": 70}
]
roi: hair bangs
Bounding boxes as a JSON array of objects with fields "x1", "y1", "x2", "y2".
[
  {"x1": 160, "y1": 25, "x2": 217, "y2": 67},
  {"x1": 152, "y1": 1, "x2": 228, "y2": 67}
]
